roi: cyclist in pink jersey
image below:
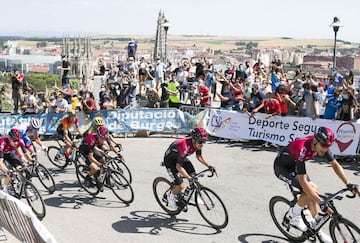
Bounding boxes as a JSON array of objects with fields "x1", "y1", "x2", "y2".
[
  {"x1": 0, "y1": 128, "x2": 32, "y2": 194},
  {"x1": 274, "y1": 126, "x2": 359, "y2": 242},
  {"x1": 163, "y1": 127, "x2": 215, "y2": 210}
]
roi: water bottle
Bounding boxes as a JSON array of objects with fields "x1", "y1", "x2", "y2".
[
  {"x1": 183, "y1": 186, "x2": 191, "y2": 200},
  {"x1": 70, "y1": 152, "x2": 76, "y2": 161}
]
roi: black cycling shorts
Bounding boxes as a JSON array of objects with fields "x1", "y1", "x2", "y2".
[
  {"x1": 4, "y1": 153, "x2": 22, "y2": 169},
  {"x1": 79, "y1": 144, "x2": 103, "y2": 166},
  {"x1": 164, "y1": 157, "x2": 195, "y2": 185},
  {"x1": 274, "y1": 155, "x2": 310, "y2": 191}
]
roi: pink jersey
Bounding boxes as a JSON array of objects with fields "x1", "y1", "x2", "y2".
[
  {"x1": 84, "y1": 132, "x2": 102, "y2": 148},
  {"x1": 0, "y1": 136, "x2": 25, "y2": 158},
  {"x1": 288, "y1": 135, "x2": 318, "y2": 162}
]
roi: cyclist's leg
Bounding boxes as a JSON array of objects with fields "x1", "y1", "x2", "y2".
[
  {"x1": 2, "y1": 153, "x2": 22, "y2": 191},
  {"x1": 163, "y1": 158, "x2": 184, "y2": 196}
]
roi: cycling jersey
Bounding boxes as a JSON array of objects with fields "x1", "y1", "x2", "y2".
[
  {"x1": 164, "y1": 136, "x2": 202, "y2": 165},
  {"x1": 274, "y1": 135, "x2": 334, "y2": 189},
  {"x1": 14, "y1": 124, "x2": 39, "y2": 148},
  {"x1": 57, "y1": 116, "x2": 79, "y2": 131},
  {"x1": 0, "y1": 136, "x2": 26, "y2": 158},
  {"x1": 79, "y1": 131, "x2": 108, "y2": 166}
]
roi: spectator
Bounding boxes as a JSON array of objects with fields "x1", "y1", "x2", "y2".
[
  {"x1": 127, "y1": 38, "x2": 137, "y2": 58},
  {"x1": 60, "y1": 55, "x2": 71, "y2": 85},
  {"x1": 155, "y1": 57, "x2": 166, "y2": 90},
  {"x1": 102, "y1": 95, "x2": 117, "y2": 110},
  {"x1": 54, "y1": 82, "x2": 72, "y2": 105},
  {"x1": 160, "y1": 81, "x2": 170, "y2": 108},
  {"x1": 297, "y1": 82, "x2": 319, "y2": 119},
  {"x1": 168, "y1": 74, "x2": 181, "y2": 109},
  {"x1": 275, "y1": 85, "x2": 296, "y2": 116},
  {"x1": 332, "y1": 69, "x2": 343, "y2": 87},
  {"x1": 252, "y1": 91, "x2": 282, "y2": 118},
  {"x1": 344, "y1": 68, "x2": 354, "y2": 85},
  {"x1": 145, "y1": 85, "x2": 160, "y2": 108},
  {"x1": 99, "y1": 84, "x2": 107, "y2": 109},
  {"x1": 21, "y1": 89, "x2": 40, "y2": 115},
  {"x1": 271, "y1": 56, "x2": 283, "y2": 74},
  {"x1": 323, "y1": 88, "x2": 342, "y2": 120},
  {"x1": 336, "y1": 89, "x2": 357, "y2": 121},
  {"x1": 316, "y1": 86, "x2": 327, "y2": 118},
  {"x1": 287, "y1": 87, "x2": 303, "y2": 116},
  {"x1": 198, "y1": 79, "x2": 211, "y2": 108},
  {"x1": 81, "y1": 90, "x2": 97, "y2": 113},
  {"x1": 217, "y1": 83, "x2": 234, "y2": 110},
  {"x1": 53, "y1": 93, "x2": 69, "y2": 113},
  {"x1": 145, "y1": 65, "x2": 156, "y2": 89},
  {"x1": 138, "y1": 57, "x2": 148, "y2": 96},
  {"x1": 11, "y1": 68, "x2": 23, "y2": 115},
  {"x1": 253, "y1": 58, "x2": 266, "y2": 74}
]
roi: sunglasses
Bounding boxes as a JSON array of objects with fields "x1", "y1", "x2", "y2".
[
  {"x1": 319, "y1": 142, "x2": 331, "y2": 148},
  {"x1": 197, "y1": 139, "x2": 207, "y2": 145}
]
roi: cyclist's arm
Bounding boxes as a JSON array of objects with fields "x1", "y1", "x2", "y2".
[
  {"x1": 298, "y1": 174, "x2": 322, "y2": 204},
  {"x1": 196, "y1": 154, "x2": 210, "y2": 167},
  {"x1": 63, "y1": 130, "x2": 72, "y2": 144},
  {"x1": 0, "y1": 157, "x2": 8, "y2": 174},
  {"x1": 75, "y1": 124, "x2": 82, "y2": 136},
  {"x1": 330, "y1": 159, "x2": 350, "y2": 186}
]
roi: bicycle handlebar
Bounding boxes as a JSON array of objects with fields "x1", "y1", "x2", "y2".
[{"x1": 320, "y1": 187, "x2": 358, "y2": 203}]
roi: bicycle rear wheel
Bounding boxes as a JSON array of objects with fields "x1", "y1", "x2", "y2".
[
  {"x1": 47, "y1": 146, "x2": 68, "y2": 169},
  {"x1": 23, "y1": 181, "x2": 46, "y2": 220},
  {"x1": 195, "y1": 187, "x2": 228, "y2": 229},
  {"x1": 35, "y1": 164, "x2": 56, "y2": 194},
  {"x1": 108, "y1": 171, "x2": 134, "y2": 204},
  {"x1": 329, "y1": 217, "x2": 360, "y2": 242},
  {"x1": 152, "y1": 177, "x2": 182, "y2": 215},
  {"x1": 269, "y1": 196, "x2": 306, "y2": 242},
  {"x1": 75, "y1": 165, "x2": 100, "y2": 196},
  {"x1": 109, "y1": 158, "x2": 132, "y2": 184}
]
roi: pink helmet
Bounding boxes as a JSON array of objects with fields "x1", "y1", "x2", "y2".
[
  {"x1": 190, "y1": 127, "x2": 208, "y2": 141},
  {"x1": 96, "y1": 125, "x2": 108, "y2": 139},
  {"x1": 315, "y1": 126, "x2": 334, "y2": 146}
]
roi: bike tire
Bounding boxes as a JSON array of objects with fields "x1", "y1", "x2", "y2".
[
  {"x1": 195, "y1": 186, "x2": 229, "y2": 229},
  {"x1": 109, "y1": 158, "x2": 132, "y2": 184},
  {"x1": 35, "y1": 164, "x2": 56, "y2": 194},
  {"x1": 46, "y1": 146, "x2": 68, "y2": 169},
  {"x1": 329, "y1": 217, "x2": 360, "y2": 242},
  {"x1": 23, "y1": 181, "x2": 46, "y2": 220},
  {"x1": 75, "y1": 165, "x2": 100, "y2": 196},
  {"x1": 152, "y1": 177, "x2": 182, "y2": 215},
  {"x1": 108, "y1": 171, "x2": 134, "y2": 204},
  {"x1": 269, "y1": 196, "x2": 306, "y2": 242}
]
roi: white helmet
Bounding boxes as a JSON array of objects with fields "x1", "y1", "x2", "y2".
[{"x1": 30, "y1": 118, "x2": 41, "y2": 130}]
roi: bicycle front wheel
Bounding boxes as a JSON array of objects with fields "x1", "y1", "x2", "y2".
[
  {"x1": 35, "y1": 164, "x2": 56, "y2": 194},
  {"x1": 47, "y1": 146, "x2": 68, "y2": 169},
  {"x1": 75, "y1": 165, "x2": 100, "y2": 196},
  {"x1": 109, "y1": 158, "x2": 132, "y2": 184},
  {"x1": 108, "y1": 171, "x2": 134, "y2": 204},
  {"x1": 269, "y1": 196, "x2": 306, "y2": 242},
  {"x1": 23, "y1": 181, "x2": 46, "y2": 220},
  {"x1": 329, "y1": 217, "x2": 360, "y2": 242},
  {"x1": 195, "y1": 187, "x2": 228, "y2": 229},
  {"x1": 152, "y1": 177, "x2": 182, "y2": 215}
]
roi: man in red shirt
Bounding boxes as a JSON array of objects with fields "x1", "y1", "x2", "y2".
[
  {"x1": 252, "y1": 91, "x2": 281, "y2": 118},
  {"x1": 199, "y1": 79, "x2": 210, "y2": 107}
]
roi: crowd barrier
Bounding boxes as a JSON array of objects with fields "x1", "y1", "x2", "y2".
[{"x1": 0, "y1": 191, "x2": 57, "y2": 243}]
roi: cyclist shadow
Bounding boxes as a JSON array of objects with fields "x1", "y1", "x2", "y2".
[
  {"x1": 44, "y1": 191, "x2": 129, "y2": 209},
  {"x1": 112, "y1": 210, "x2": 222, "y2": 235},
  {"x1": 238, "y1": 233, "x2": 288, "y2": 242}
]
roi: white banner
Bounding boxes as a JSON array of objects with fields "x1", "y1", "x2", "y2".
[{"x1": 207, "y1": 110, "x2": 360, "y2": 156}]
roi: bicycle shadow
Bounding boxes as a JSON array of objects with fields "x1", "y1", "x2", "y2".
[
  {"x1": 238, "y1": 233, "x2": 288, "y2": 242},
  {"x1": 112, "y1": 210, "x2": 222, "y2": 235},
  {"x1": 44, "y1": 191, "x2": 129, "y2": 209}
]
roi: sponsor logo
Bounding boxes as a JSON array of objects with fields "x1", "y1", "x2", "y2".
[{"x1": 335, "y1": 122, "x2": 356, "y2": 152}]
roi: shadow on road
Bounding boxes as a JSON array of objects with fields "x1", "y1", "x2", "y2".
[
  {"x1": 112, "y1": 210, "x2": 222, "y2": 235},
  {"x1": 238, "y1": 232, "x2": 288, "y2": 242}
]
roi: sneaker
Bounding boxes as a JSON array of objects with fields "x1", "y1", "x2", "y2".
[
  {"x1": 287, "y1": 208, "x2": 308, "y2": 232},
  {"x1": 166, "y1": 192, "x2": 177, "y2": 210},
  {"x1": 317, "y1": 230, "x2": 332, "y2": 243}
]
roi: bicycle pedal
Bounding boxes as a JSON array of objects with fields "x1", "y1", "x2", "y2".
[{"x1": 182, "y1": 206, "x2": 188, "y2": 212}]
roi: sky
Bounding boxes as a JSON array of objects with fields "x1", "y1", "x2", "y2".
[{"x1": 2, "y1": 0, "x2": 360, "y2": 43}]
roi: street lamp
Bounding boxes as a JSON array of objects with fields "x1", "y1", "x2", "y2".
[
  {"x1": 163, "y1": 19, "x2": 171, "y2": 63},
  {"x1": 330, "y1": 16, "x2": 343, "y2": 69}
]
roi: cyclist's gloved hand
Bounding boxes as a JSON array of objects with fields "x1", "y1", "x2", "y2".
[
  {"x1": 71, "y1": 142, "x2": 77, "y2": 148},
  {"x1": 208, "y1": 165, "x2": 216, "y2": 173},
  {"x1": 41, "y1": 145, "x2": 48, "y2": 152},
  {"x1": 347, "y1": 183, "x2": 359, "y2": 195},
  {"x1": 7, "y1": 170, "x2": 14, "y2": 177},
  {"x1": 117, "y1": 144, "x2": 123, "y2": 151},
  {"x1": 319, "y1": 201, "x2": 329, "y2": 212},
  {"x1": 75, "y1": 134, "x2": 82, "y2": 140}
]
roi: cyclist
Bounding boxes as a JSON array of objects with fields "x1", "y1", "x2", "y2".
[
  {"x1": 78, "y1": 125, "x2": 110, "y2": 186},
  {"x1": 13, "y1": 118, "x2": 47, "y2": 162},
  {"x1": 0, "y1": 128, "x2": 32, "y2": 194},
  {"x1": 163, "y1": 127, "x2": 215, "y2": 210},
  {"x1": 274, "y1": 126, "x2": 359, "y2": 242},
  {"x1": 55, "y1": 109, "x2": 82, "y2": 159},
  {"x1": 82, "y1": 115, "x2": 122, "y2": 154}
]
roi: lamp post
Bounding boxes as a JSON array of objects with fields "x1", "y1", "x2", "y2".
[
  {"x1": 163, "y1": 19, "x2": 170, "y2": 63},
  {"x1": 330, "y1": 16, "x2": 343, "y2": 69}
]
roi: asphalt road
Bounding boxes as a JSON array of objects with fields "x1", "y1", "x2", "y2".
[{"x1": 3, "y1": 135, "x2": 360, "y2": 243}]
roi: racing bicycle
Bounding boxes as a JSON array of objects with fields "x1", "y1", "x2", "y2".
[
  {"x1": 269, "y1": 184, "x2": 360, "y2": 242},
  {"x1": 153, "y1": 167, "x2": 228, "y2": 229},
  {"x1": 24, "y1": 161, "x2": 56, "y2": 194}
]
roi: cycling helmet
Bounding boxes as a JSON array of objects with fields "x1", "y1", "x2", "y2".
[
  {"x1": 30, "y1": 118, "x2": 41, "y2": 130},
  {"x1": 190, "y1": 127, "x2": 208, "y2": 141},
  {"x1": 67, "y1": 109, "x2": 76, "y2": 117},
  {"x1": 315, "y1": 126, "x2": 335, "y2": 146},
  {"x1": 9, "y1": 128, "x2": 20, "y2": 141},
  {"x1": 93, "y1": 117, "x2": 105, "y2": 126},
  {"x1": 96, "y1": 125, "x2": 108, "y2": 139}
]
